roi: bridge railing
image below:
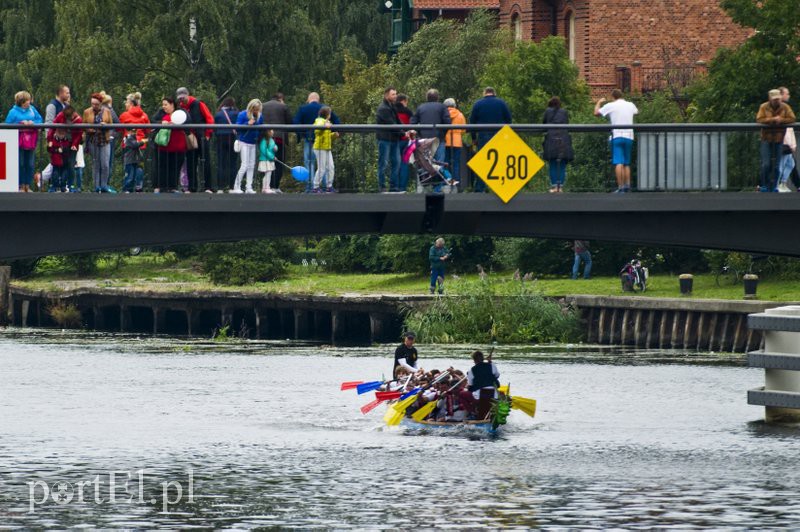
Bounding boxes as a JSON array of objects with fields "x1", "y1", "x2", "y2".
[{"x1": 0, "y1": 122, "x2": 791, "y2": 194}]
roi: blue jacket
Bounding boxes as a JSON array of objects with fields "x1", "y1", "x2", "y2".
[
  {"x1": 411, "y1": 102, "x2": 451, "y2": 140},
  {"x1": 236, "y1": 111, "x2": 263, "y2": 144},
  {"x1": 214, "y1": 107, "x2": 239, "y2": 137},
  {"x1": 293, "y1": 101, "x2": 340, "y2": 141},
  {"x1": 5, "y1": 104, "x2": 43, "y2": 125},
  {"x1": 469, "y1": 96, "x2": 512, "y2": 142}
]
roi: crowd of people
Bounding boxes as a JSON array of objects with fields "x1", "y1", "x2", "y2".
[
  {"x1": 3, "y1": 83, "x2": 797, "y2": 194},
  {"x1": 391, "y1": 332, "x2": 501, "y2": 422}
]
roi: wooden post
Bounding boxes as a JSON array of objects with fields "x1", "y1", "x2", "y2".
[{"x1": 0, "y1": 265, "x2": 10, "y2": 325}]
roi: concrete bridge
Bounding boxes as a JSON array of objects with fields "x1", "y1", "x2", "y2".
[{"x1": 0, "y1": 192, "x2": 798, "y2": 260}]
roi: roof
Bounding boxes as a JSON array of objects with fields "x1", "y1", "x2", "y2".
[{"x1": 413, "y1": 0, "x2": 500, "y2": 9}]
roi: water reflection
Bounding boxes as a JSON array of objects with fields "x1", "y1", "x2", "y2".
[{"x1": 0, "y1": 327, "x2": 797, "y2": 528}]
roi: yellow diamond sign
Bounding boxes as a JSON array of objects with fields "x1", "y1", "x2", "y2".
[{"x1": 468, "y1": 125, "x2": 544, "y2": 203}]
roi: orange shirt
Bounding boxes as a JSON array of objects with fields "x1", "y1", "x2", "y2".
[{"x1": 445, "y1": 108, "x2": 466, "y2": 148}]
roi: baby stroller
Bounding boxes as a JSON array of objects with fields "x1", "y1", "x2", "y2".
[
  {"x1": 620, "y1": 259, "x2": 648, "y2": 292},
  {"x1": 402, "y1": 137, "x2": 458, "y2": 193}
]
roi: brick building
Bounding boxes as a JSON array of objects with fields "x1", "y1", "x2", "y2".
[{"x1": 402, "y1": 0, "x2": 751, "y2": 96}]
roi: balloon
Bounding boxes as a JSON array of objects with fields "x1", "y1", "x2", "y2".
[
  {"x1": 171, "y1": 109, "x2": 187, "y2": 125},
  {"x1": 290, "y1": 166, "x2": 309, "y2": 182}
]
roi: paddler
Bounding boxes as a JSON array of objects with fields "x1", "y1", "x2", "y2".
[
  {"x1": 463, "y1": 350, "x2": 500, "y2": 420},
  {"x1": 394, "y1": 331, "x2": 421, "y2": 376}
]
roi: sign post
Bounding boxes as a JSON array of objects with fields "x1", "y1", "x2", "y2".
[
  {"x1": 467, "y1": 125, "x2": 544, "y2": 203},
  {"x1": 0, "y1": 130, "x2": 19, "y2": 192}
]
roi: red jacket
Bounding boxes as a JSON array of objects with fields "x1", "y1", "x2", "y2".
[
  {"x1": 48, "y1": 112, "x2": 83, "y2": 150},
  {"x1": 180, "y1": 96, "x2": 214, "y2": 139},
  {"x1": 119, "y1": 105, "x2": 151, "y2": 144},
  {"x1": 158, "y1": 113, "x2": 187, "y2": 153}
]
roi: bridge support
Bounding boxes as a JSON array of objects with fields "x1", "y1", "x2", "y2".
[
  {"x1": 747, "y1": 307, "x2": 800, "y2": 423},
  {"x1": 0, "y1": 265, "x2": 9, "y2": 325}
]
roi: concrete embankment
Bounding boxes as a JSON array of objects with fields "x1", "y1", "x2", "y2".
[{"x1": 4, "y1": 283, "x2": 793, "y2": 351}]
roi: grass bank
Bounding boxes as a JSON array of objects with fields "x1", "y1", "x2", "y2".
[{"x1": 12, "y1": 252, "x2": 800, "y2": 302}]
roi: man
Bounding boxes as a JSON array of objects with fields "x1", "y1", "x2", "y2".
[
  {"x1": 469, "y1": 87, "x2": 512, "y2": 192},
  {"x1": 428, "y1": 237, "x2": 450, "y2": 295},
  {"x1": 376, "y1": 87, "x2": 402, "y2": 192},
  {"x1": 463, "y1": 350, "x2": 501, "y2": 420},
  {"x1": 595, "y1": 89, "x2": 638, "y2": 193},
  {"x1": 293, "y1": 92, "x2": 340, "y2": 191},
  {"x1": 176, "y1": 87, "x2": 215, "y2": 192},
  {"x1": 756, "y1": 89, "x2": 796, "y2": 193},
  {"x1": 43, "y1": 85, "x2": 71, "y2": 191},
  {"x1": 572, "y1": 240, "x2": 592, "y2": 280},
  {"x1": 393, "y1": 331, "x2": 420, "y2": 376},
  {"x1": 779, "y1": 86, "x2": 800, "y2": 191},
  {"x1": 262, "y1": 92, "x2": 292, "y2": 191},
  {"x1": 410, "y1": 89, "x2": 450, "y2": 162}
]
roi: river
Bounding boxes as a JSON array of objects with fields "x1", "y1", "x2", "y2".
[{"x1": 0, "y1": 328, "x2": 798, "y2": 529}]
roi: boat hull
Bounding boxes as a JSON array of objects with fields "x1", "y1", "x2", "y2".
[{"x1": 399, "y1": 418, "x2": 500, "y2": 434}]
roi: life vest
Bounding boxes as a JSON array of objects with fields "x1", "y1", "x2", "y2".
[
  {"x1": 469, "y1": 363, "x2": 498, "y2": 392},
  {"x1": 50, "y1": 98, "x2": 65, "y2": 117}
]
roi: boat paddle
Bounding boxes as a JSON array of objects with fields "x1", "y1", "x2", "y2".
[
  {"x1": 383, "y1": 371, "x2": 450, "y2": 426},
  {"x1": 411, "y1": 376, "x2": 467, "y2": 422},
  {"x1": 498, "y1": 384, "x2": 537, "y2": 418},
  {"x1": 356, "y1": 380, "x2": 386, "y2": 394},
  {"x1": 340, "y1": 381, "x2": 364, "y2": 391},
  {"x1": 359, "y1": 376, "x2": 412, "y2": 415}
]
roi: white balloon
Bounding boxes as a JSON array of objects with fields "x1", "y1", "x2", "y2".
[{"x1": 171, "y1": 109, "x2": 187, "y2": 125}]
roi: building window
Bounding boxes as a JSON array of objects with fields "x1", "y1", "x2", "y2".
[
  {"x1": 566, "y1": 11, "x2": 576, "y2": 61},
  {"x1": 512, "y1": 13, "x2": 522, "y2": 41}
]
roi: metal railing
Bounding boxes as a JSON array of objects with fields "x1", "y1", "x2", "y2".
[{"x1": 0, "y1": 122, "x2": 793, "y2": 194}]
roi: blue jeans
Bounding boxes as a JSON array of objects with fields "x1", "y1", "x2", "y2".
[
  {"x1": 548, "y1": 159, "x2": 566, "y2": 187},
  {"x1": 572, "y1": 251, "x2": 592, "y2": 279},
  {"x1": 71, "y1": 167, "x2": 83, "y2": 192},
  {"x1": 446, "y1": 146, "x2": 461, "y2": 184},
  {"x1": 123, "y1": 163, "x2": 144, "y2": 192},
  {"x1": 51, "y1": 165, "x2": 71, "y2": 192},
  {"x1": 430, "y1": 267, "x2": 445, "y2": 292},
  {"x1": 760, "y1": 141, "x2": 783, "y2": 191},
  {"x1": 378, "y1": 140, "x2": 400, "y2": 191},
  {"x1": 18, "y1": 149, "x2": 35, "y2": 187},
  {"x1": 303, "y1": 139, "x2": 318, "y2": 191}
]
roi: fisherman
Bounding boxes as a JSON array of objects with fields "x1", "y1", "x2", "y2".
[
  {"x1": 428, "y1": 237, "x2": 450, "y2": 294},
  {"x1": 462, "y1": 350, "x2": 500, "y2": 420},
  {"x1": 394, "y1": 331, "x2": 420, "y2": 375}
]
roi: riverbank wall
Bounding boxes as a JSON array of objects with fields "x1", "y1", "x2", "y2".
[{"x1": 5, "y1": 284, "x2": 792, "y2": 351}]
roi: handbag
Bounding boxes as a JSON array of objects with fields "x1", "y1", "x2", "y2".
[
  {"x1": 234, "y1": 140, "x2": 242, "y2": 153},
  {"x1": 186, "y1": 132, "x2": 199, "y2": 151},
  {"x1": 19, "y1": 129, "x2": 37, "y2": 150},
  {"x1": 155, "y1": 128, "x2": 171, "y2": 147}
]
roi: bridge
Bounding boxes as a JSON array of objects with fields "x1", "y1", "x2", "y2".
[{"x1": 1, "y1": 192, "x2": 797, "y2": 260}]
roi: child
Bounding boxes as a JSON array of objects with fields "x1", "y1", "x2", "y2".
[
  {"x1": 122, "y1": 132, "x2": 148, "y2": 193},
  {"x1": 312, "y1": 106, "x2": 337, "y2": 193},
  {"x1": 46, "y1": 127, "x2": 72, "y2": 192},
  {"x1": 258, "y1": 129, "x2": 278, "y2": 193}
]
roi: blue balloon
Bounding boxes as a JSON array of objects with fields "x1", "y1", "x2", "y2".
[{"x1": 291, "y1": 166, "x2": 310, "y2": 182}]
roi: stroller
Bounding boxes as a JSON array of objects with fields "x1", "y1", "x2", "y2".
[
  {"x1": 402, "y1": 137, "x2": 458, "y2": 193},
  {"x1": 620, "y1": 259, "x2": 648, "y2": 292}
]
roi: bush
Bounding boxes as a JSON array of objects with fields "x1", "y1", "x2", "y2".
[
  {"x1": 316, "y1": 235, "x2": 382, "y2": 273},
  {"x1": 6, "y1": 258, "x2": 41, "y2": 279},
  {"x1": 61, "y1": 253, "x2": 100, "y2": 276},
  {"x1": 198, "y1": 239, "x2": 296, "y2": 285},
  {"x1": 403, "y1": 276, "x2": 581, "y2": 344},
  {"x1": 48, "y1": 302, "x2": 82, "y2": 328}
]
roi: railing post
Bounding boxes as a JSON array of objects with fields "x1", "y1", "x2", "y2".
[{"x1": 0, "y1": 265, "x2": 9, "y2": 325}]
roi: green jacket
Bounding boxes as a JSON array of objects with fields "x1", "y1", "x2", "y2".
[{"x1": 429, "y1": 245, "x2": 448, "y2": 269}]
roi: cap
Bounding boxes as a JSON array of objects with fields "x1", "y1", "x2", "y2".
[
  {"x1": 443, "y1": 98, "x2": 456, "y2": 108},
  {"x1": 769, "y1": 89, "x2": 782, "y2": 100},
  {"x1": 404, "y1": 331, "x2": 416, "y2": 339},
  {"x1": 176, "y1": 87, "x2": 190, "y2": 98}
]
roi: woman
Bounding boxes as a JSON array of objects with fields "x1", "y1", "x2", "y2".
[
  {"x1": 151, "y1": 97, "x2": 187, "y2": 193},
  {"x1": 5, "y1": 91, "x2": 43, "y2": 192},
  {"x1": 214, "y1": 97, "x2": 239, "y2": 192},
  {"x1": 82, "y1": 92, "x2": 114, "y2": 193},
  {"x1": 444, "y1": 98, "x2": 467, "y2": 190},
  {"x1": 101, "y1": 92, "x2": 120, "y2": 182},
  {"x1": 231, "y1": 99, "x2": 263, "y2": 194},
  {"x1": 542, "y1": 96, "x2": 574, "y2": 193},
  {"x1": 119, "y1": 92, "x2": 151, "y2": 193},
  {"x1": 47, "y1": 106, "x2": 83, "y2": 192}
]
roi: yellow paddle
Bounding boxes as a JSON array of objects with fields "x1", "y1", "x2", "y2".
[
  {"x1": 385, "y1": 371, "x2": 451, "y2": 426},
  {"x1": 510, "y1": 396, "x2": 537, "y2": 418},
  {"x1": 411, "y1": 377, "x2": 466, "y2": 422}
]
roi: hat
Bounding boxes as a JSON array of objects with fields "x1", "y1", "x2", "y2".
[
  {"x1": 443, "y1": 98, "x2": 456, "y2": 108},
  {"x1": 404, "y1": 331, "x2": 416, "y2": 339},
  {"x1": 769, "y1": 89, "x2": 782, "y2": 100},
  {"x1": 176, "y1": 87, "x2": 190, "y2": 98}
]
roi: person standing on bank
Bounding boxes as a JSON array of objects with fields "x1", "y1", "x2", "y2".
[
  {"x1": 262, "y1": 92, "x2": 292, "y2": 191},
  {"x1": 176, "y1": 87, "x2": 214, "y2": 192},
  {"x1": 469, "y1": 87, "x2": 512, "y2": 192},
  {"x1": 394, "y1": 331, "x2": 420, "y2": 376},
  {"x1": 572, "y1": 240, "x2": 592, "y2": 280},
  {"x1": 429, "y1": 237, "x2": 451, "y2": 295},
  {"x1": 594, "y1": 89, "x2": 638, "y2": 194},
  {"x1": 376, "y1": 87, "x2": 402, "y2": 192},
  {"x1": 543, "y1": 96, "x2": 574, "y2": 193}
]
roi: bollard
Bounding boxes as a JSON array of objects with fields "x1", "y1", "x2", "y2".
[
  {"x1": 747, "y1": 306, "x2": 800, "y2": 423},
  {"x1": 743, "y1": 274, "x2": 758, "y2": 299},
  {"x1": 0, "y1": 265, "x2": 9, "y2": 325},
  {"x1": 679, "y1": 273, "x2": 693, "y2": 295}
]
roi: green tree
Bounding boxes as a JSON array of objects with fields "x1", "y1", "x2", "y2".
[{"x1": 199, "y1": 239, "x2": 295, "y2": 285}]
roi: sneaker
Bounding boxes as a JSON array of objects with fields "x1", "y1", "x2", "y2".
[
  {"x1": 229, "y1": 189, "x2": 243, "y2": 194},
  {"x1": 311, "y1": 188, "x2": 322, "y2": 194},
  {"x1": 153, "y1": 188, "x2": 161, "y2": 194},
  {"x1": 216, "y1": 190, "x2": 225, "y2": 194},
  {"x1": 245, "y1": 189, "x2": 256, "y2": 194},
  {"x1": 778, "y1": 183, "x2": 792, "y2": 193},
  {"x1": 326, "y1": 187, "x2": 338, "y2": 193},
  {"x1": 205, "y1": 189, "x2": 213, "y2": 194},
  {"x1": 274, "y1": 189, "x2": 283, "y2": 194},
  {"x1": 611, "y1": 188, "x2": 624, "y2": 194},
  {"x1": 758, "y1": 185, "x2": 768, "y2": 193}
]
